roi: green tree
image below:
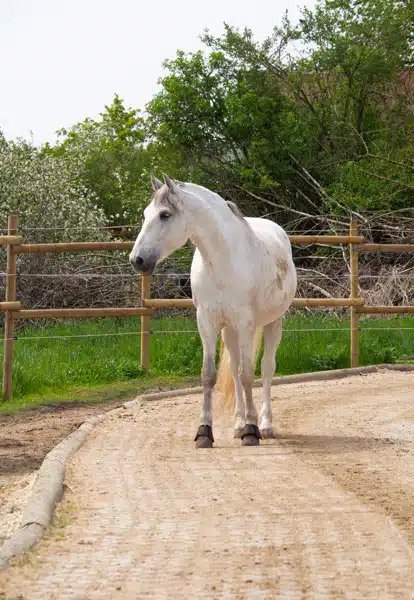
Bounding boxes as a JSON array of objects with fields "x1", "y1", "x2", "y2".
[
  {"x1": 0, "y1": 136, "x2": 112, "y2": 309},
  {"x1": 147, "y1": 0, "x2": 413, "y2": 220},
  {"x1": 46, "y1": 95, "x2": 152, "y2": 223},
  {"x1": 1, "y1": 137, "x2": 107, "y2": 238},
  {"x1": 147, "y1": 40, "x2": 293, "y2": 214},
  {"x1": 295, "y1": 0, "x2": 414, "y2": 211}
]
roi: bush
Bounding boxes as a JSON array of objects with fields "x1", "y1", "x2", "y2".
[{"x1": 0, "y1": 136, "x2": 132, "y2": 310}]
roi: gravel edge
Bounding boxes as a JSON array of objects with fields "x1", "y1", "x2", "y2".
[{"x1": 0, "y1": 415, "x2": 106, "y2": 569}]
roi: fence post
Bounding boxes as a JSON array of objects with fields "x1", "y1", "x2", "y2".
[
  {"x1": 349, "y1": 219, "x2": 359, "y2": 368},
  {"x1": 2, "y1": 215, "x2": 19, "y2": 402},
  {"x1": 140, "y1": 275, "x2": 151, "y2": 372}
]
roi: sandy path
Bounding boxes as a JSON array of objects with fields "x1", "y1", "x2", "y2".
[{"x1": 1, "y1": 370, "x2": 413, "y2": 599}]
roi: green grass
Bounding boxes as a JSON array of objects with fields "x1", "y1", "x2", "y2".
[{"x1": 0, "y1": 314, "x2": 413, "y2": 413}]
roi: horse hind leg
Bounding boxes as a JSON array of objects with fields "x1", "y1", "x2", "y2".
[
  {"x1": 221, "y1": 327, "x2": 245, "y2": 438},
  {"x1": 259, "y1": 318, "x2": 282, "y2": 439}
]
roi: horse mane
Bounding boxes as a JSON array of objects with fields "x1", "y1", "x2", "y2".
[
  {"x1": 164, "y1": 181, "x2": 246, "y2": 223},
  {"x1": 226, "y1": 200, "x2": 245, "y2": 221}
]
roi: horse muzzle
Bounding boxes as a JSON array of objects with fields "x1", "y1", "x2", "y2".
[{"x1": 129, "y1": 252, "x2": 158, "y2": 275}]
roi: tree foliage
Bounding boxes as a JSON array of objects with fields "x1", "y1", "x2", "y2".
[
  {"x1": 45, "y1": 95, "x2": 153, "y2": 223},
  {"x1": 7, "y1": 0, "x2": 414, "y2": 227},
  {"x1": 0, "y1": 134, "x2": 113, "y2": 310},
  {"x1": 1, "y1": 0, "x2": 412, "y2": 312},
  {"x1": 147, "y1": 0, "x2": 413, "y2": 222},
  {"x1": 0, "y1": 135, "x2": 107, "y2": 239}
]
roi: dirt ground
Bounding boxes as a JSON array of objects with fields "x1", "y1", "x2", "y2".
[
  {"x1": 0, "y1": 400, "x2": 122, "y2": 544},
  {"x1": 0, "y1": 400, "x2": 123, "y2": 483},
  {"x1": 1, "y1": 369, "x2": 414, "y2": 599}
]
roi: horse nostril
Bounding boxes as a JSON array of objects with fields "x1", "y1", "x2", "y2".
[{"x1": 130, "y1": 253, "x2": 156, "y2": 274}]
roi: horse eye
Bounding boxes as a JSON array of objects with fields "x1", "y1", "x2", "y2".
[{"x1": 160, "y1": 211, "x2": 171, "y2": 221}]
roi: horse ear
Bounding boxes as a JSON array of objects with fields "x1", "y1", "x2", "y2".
[
  {"x1": 151, "y1": 173, "x2": 162, "y2": 192},
  {"x1": 162, "y1": 173, "x2": 177, "y2": 192}
]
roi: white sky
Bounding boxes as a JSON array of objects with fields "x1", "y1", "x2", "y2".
[{"x1": 0, "y1": 0, "x2": 316, "y2": 145}]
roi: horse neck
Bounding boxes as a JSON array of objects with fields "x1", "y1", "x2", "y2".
[{"x1": 186, "y1": 194, "x2": 246, "y2": 273}]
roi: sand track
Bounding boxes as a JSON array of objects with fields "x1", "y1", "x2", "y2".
[{"x1": 1, "y1": 370, "x2": 413, "y2": 599}]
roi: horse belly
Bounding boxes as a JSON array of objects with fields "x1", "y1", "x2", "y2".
[
  {"x1": 255, "y1": 288, "x2": 294, "y2": 326},
  {"x1": 254, "y1": 263, "x2": 297, "y2": 326}
]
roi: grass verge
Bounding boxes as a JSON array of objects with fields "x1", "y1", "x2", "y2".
[{"x1": 0, "y1": 314, "x2": 412, "y2": 413}]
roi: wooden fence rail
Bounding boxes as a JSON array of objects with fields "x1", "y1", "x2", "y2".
[
  {"x1": 11, "y1": 235, "x2": 367, "y2": 254},
  {"x1": 0, "y1": 235, "x2": 24, "y2": 246},
  {"x1": 356, "y1": 244, "x2": 414, "y2": 253},
  {"x1": 1, "y1": 215, "x2": 414, "y2": 402},
  {"x1": 15, "y1": 308, "x2": 152, "y2": 320},
  {"x1": 0, "y1": 302, "x2": 22, "y2": 312},
  {"x1": 16, "y1": 241, "x2": 133, "y2": 254},
  {"x1": 142, "y1": 298, "x2": 366, "y2": 310},
  {"x1": 357, "y1": 306, "x2": 414, "y2": 314}
]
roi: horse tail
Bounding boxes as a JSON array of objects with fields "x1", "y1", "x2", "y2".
[
  {"x1": 217, "y1": 328, "x2": 263, "y2": 412},
  {"x1": 216, "y1": 340, "x2": 235, "y2": 412}
]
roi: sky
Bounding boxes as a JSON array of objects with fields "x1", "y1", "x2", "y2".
[{"x1": 0, "y1": 0, "x2": 316, "y2": 145}]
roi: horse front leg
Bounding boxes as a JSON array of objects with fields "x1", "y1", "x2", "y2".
[{"x1": 194, "y1": 310, "x2": 218, "y2": 449}]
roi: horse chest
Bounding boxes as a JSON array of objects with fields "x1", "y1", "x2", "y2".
[{"x1": 192, "y1": 270, "x2": 251, "y2": 302}]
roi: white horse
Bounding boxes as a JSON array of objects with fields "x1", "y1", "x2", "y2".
[{"x1": 130, "y1": 174, "x2": 297, "y2": 448}]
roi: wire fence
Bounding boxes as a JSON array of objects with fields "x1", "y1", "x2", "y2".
[
  {"x1": 2, "y1": 214, "x2": 414, "y2": 402},
  {"x1": 1, "y1": 272, "x2": 414, "y2": 280},
  {"x1": 1, "y1": 221, "x2": 413, "y2": 233},
  {"x1": 1, "y1": 325, "x2": 413, "y2": 343}
]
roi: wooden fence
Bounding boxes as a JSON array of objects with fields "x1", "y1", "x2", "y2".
[{"x1": 1, "y1": 215, "x2": 414, "y2": 402}]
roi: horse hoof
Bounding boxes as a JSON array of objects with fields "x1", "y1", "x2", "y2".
[
  {"x1": 260, "y1": 427, "x2": 276, "y2": 439},
  {"x1": 242, "y1": 435, "x2": 260, "y2": 447},
  {"x1": 195, "y1": 436, "x2": 213, "y2": 449},
  {"x1": 234, "y1": 428, "x2": 244, "y2": 439},
  {"x1": 240, "y1": 424, "x2": 261, "y2": 447},
  {"x1": 194, "y1": 425, "x2": 214, "y2": 449}
]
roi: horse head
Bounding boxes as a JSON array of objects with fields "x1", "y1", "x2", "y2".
[{"x1": 130, "y1": 173, "x2": 189, "y2": 274}]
